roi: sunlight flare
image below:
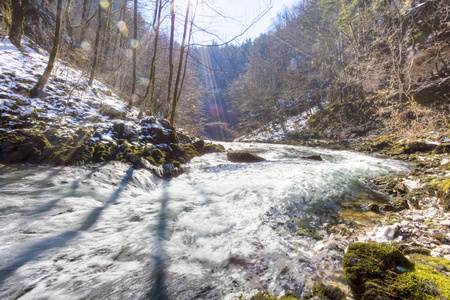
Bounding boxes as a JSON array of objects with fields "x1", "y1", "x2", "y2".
[
  {"x1": 100, "y1": 0, "x2": 109, "y2": 10},
  {"x1": 116, "y1": 20, "x2": 129, "y2": 36}
]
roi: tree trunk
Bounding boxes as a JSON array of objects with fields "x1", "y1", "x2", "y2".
[
  {"x1": 88, "y1": 4, "x2": 102, "y2": 87},
  {"x1": 29, "y1": 0, "x2": 63, "y2": 97},
  {"x1": 130, "y1": 0, "x2": 138, "y2": 107},
  {"x1": 79, "y1": 0, "x2": 90, "y2": 43},
  {"x1": 98, "y1": 2, "x2": 112, "y2": 71},
  {"x1": 141, "y1": 0, "x2": 162, "y2": 115},
  {"x1": 169, "y1": 0, "x2": 191, "y2": 125},
  {"x1": 64, "y1": 0, "x2": 74, "y2": 47},
  {"x1": 10, "y1": 0, "x2": 28, "y2": 47},
  {"x1": 163, "y1": 0, "x2": 175, "y2": 119}
]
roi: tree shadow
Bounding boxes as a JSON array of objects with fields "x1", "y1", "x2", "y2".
[
  {"x1": 0, "y1": 166, "x2": 134, "y2": 285},
  {"x1": 146, "y1": 179, "x2": 171, "y2": 300},
  {"x1": 26, "y1": 163, "x2": 108, "y2": 217},
  {"x1": 0, "y1": 165, "x2": 61, "y2": 190}
]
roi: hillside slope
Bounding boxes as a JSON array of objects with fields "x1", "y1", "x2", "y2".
[{"x1": 0, "y1": 38, "x2": 223, "y2": 177}]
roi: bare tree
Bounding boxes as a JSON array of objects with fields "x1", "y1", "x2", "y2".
[
  {"x1": 130, "y1": 0, "x2": 138, "y2": 106},
  {"x1": 88, "y1": 3, "x2": 102, "y2": 86},
  {"x1": 163, "y1": 0, "x2": 175, "y2": 119},
  {"x1": 169, "y1": 0, "x2": 191, "y2": 124},
  {"x1": 64, "y1": 0, "x2": 74, "y2": 47},
  {"x1": 10, "y1": 0, "x2": 28, "y2": 47},
  {"x1": 29, "y1": 0, "x2": 63, "y2": 97},
  {"x1": 78, "y1": 0, "x2": 91, "y2": 43},
  {"x1": 141, "y1": 0, "x2": 164, "y2": 115}
]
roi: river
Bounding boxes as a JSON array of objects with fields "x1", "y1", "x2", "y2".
[{"x1": 0, "y1": 142, "x2": 409, "y2": 299}]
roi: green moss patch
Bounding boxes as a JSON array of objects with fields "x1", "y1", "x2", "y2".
[
  {"x1": 296, "y1": 228, "x2": 323, "y2": 241},
  {"x1": 431, "y1": 179, "x2": 450, "y2": 212},
  {"x1": 343, "y1": 242, "x2": 449, "y2": 300},
  {"x1": 240, "y1": 291, "x2": 300, "y2": 300},
  {"x1": 408, "y1": 254, "x2": 450, "y2": 299},
  {"x1": 304, "y1": 283, "x2": 346, "y2": 300}
]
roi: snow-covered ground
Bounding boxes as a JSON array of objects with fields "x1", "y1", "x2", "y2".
[
  {"x1": 235, "y1": 108, "x2": 318, "y2": 143},
  {"x1": 0, "y1": 37, "x2": 176, "y2": 152}
]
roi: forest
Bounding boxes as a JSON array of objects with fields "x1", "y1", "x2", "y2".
[
  {"x1": 0, "y1": 0, "x2": 450, "y2": 299},
  {"x1": 2, "y1": 0, "x2": 448, "y2": 141}
]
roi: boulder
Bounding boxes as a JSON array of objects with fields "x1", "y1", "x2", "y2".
[
  {"x1": 227, "y1": 151, "x2": 265, "y2": 163},
  {"x1": 112, "y1": 122, "x2": 135, "y2": 140},
  {"x1": 403, "y1": 141, "x2": 438, "y2": 154},
  {"x1": 343, "y1": 242, "x2": 414, "y2": 299},
  {"x1": 301, "y1": 155, "x2": 323, "y2": 161}
]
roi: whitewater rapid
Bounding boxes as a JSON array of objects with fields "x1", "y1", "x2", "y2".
[{"x1": 0, "y1": 143, "x2": 409, "y2": 299}]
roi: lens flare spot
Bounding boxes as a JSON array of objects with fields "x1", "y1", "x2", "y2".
[
  {"x1": 209, "y1": 104, "x2": 222, "y2": 118},
  {"x1": 130, "y1": 39, "x2": 140, "y2": 49},
  {"x1": 139, "y1": 77, "x2": 149, "y2": 85},
  {"x1": 125, "y1": 49, "x2": 133, "y2": 58},
  {"x1": 117, "y1": 20, "x2": 129, "y2": 36},
  {"x1": 80, "y1": 41, "x2": 91, "y2": 52},
  {"x1": 130, "y1": 94, "x2": 139, "y2": 103},
  {"x1": 100, "y1": 0, "x2": 109, "y2": 9}
]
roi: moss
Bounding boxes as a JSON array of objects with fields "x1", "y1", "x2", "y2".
[
  {"x1": 343, "y1": 242, "x2": 413, "y2": 299},
  {"x1": 343, "y1": 242, "x2": 450, "y2": 300},
  {"x1": 202, "y1": 143, "x2": 226, "y2": 154},
  {"x1": 304, "y1": 283, "x2": 346, "y2": 300},
  {"x1": 151, "y1": 148, "x2": 165, "y2": 165},
  {"x1": 170, "y1": 160, "x2": 181, "y2": 168},
  {"x1": 92, "y1": 142, "x2": 111, "y2": 162},
  {"x1": 431, "y1": 179, "x2": 450, "y2": 212},
  {"x1": 242, "y1": 291, "x2": 300, "y2": 300},
  {"x1": 62, "y1": 143, "x2": 94, "y2": 165},
  {"x1": 182, "y1": 145, "x2": 200, "y2": 161},
  {"x1": 408, "y1": 254, "x2": 450, "y2": 299},
  {"x1": 296, "y1": 228, "x2": 323, "y2": 240},
  {"x1": 384, "y1": 213, "x2": 402, "y2": 225},
  {"x1": 145, "y1": 156, "x2": 157, "y2": 165}
]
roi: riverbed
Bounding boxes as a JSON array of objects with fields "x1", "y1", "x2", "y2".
[{"x1": 0, "y1": 143, "x2": 410, "y2": 299}]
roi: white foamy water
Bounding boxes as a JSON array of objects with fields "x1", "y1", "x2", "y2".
[{"x1": 0, "y1": 143, "x2": 409, "y2": 299}]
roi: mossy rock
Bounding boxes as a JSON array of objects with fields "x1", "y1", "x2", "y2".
[
  {"x1": 227, "y1": 151, "x2": 265, "y2": 163},
  {"x1": 92, "y1": 142, "x2": 112, "y2": 162},
  {"x1": 304, "y1": 283, "x2": 346, "y2": 300},
  {"x1": 432, "y1": 179, "x2": 450, "y2": 212},
  {"x1": 296, "y1": 228, "x2": 323, "y2": 240},
  {"x1": 343, "y1": 242, "x2": 448, "y2": 300},
  {"x1": 244, "y1": 290, "x2": 300, "y2": 300},
  {"x1": 408, "y1": 254, "x2": 450, "y2": 299},
  {"x1": 182, "y1": 144, "x2": 200, "y2": 161},
  {"x1": 61, "y1": 143, "x2": 94, "y2": 165},
  {"x1": 201, "y1": 143, "x2": 226, "y2": 154},
  {"x1": 151, "y1": 148, "x2": 165, "y2": 165},
  {"x1": 119, "y1": 141, "x2": 141, "y2": 159}
]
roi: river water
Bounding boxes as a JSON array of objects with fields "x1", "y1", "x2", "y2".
[{"x1": 0, "y1": 143, "x2": 409, "y2": 299}]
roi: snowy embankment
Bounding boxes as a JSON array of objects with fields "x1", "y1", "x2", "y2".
[
  {"x1": 235, "y1": 108, "x2": 318, "y2": 143},
  {"x1": 0, "y1": 38, "x2": 139, "y2": 136},
  {"x1": 0, "y1": 38, "x2": 222, "y2": 176}
]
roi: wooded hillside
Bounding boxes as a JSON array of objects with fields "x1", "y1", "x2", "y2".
[{"x1": 1, "y1": 0, "x2": 449, "y2": 141}]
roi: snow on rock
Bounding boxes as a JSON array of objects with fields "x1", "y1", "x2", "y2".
[{"x1": 0, "y1": 37, "x2": 217, "y2": 177}]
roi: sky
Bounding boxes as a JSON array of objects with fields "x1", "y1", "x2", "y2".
[{"x1": 188, "y1": 0, "x2": 300, "y2": 45}]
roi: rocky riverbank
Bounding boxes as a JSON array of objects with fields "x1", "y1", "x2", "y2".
[
  {"x1": 304, "y1": 135, "x2": 450, "y2": 299},
  {"x1": 240, "y1": 134, "x2": 450, "y2": 299},
  {"x1": 0, "y1": 38, "x2": 226, "y2": 178}
]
